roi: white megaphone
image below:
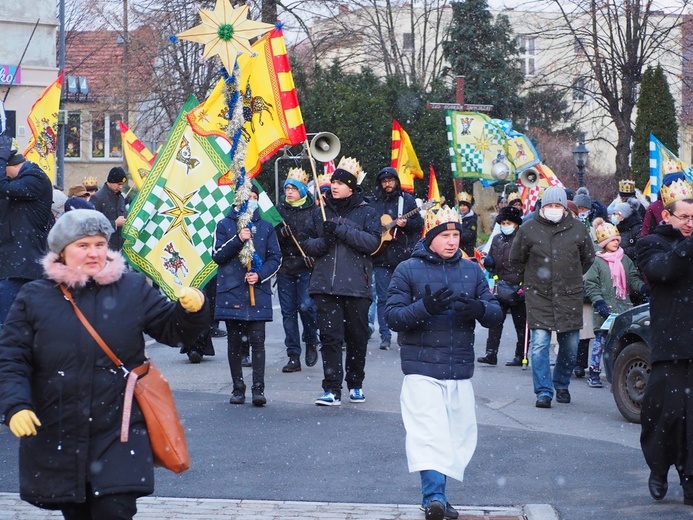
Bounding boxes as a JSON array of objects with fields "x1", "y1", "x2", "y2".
[
  {"x1": 309, "y1": 132, "x2": 341, "y2": 163},
  {"x1": 519, "y1": 167, "x2": 539, "y2": 188},
  {"x1": 491, "y1": 162, "x2": 510, "y2": 181}
]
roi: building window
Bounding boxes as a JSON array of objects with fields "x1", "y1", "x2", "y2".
[
  {"x1": 403, "y1": 32, "x2": 414, "y2": 52},
  {"x1": 91, "y1": 113, "x2": 122, "y2": 159},
  {"x1": 519, "y1": 35, "x2": 535, "y2": 76},
  {"x1": 65, "y1": 112, "x2": 81, "y2": 158},
  {"x1": 572, "y1": 77, "x2": 587, "y2": 102}
]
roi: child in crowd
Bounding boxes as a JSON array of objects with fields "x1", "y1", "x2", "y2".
[{"x1": 584, "y1": 219, "x2": 645, "y2": 387}]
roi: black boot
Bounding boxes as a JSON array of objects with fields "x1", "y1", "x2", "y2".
[
  {"x1": 505, "y1": 356, "x2": 523, "y2": 366},
  {"x1": 477, "y1": 351, "x2": 497, "y2": 365},
  {"x1": 251, "y1": 384, "x2": 266, "y2": 407},
  {"x1": 229, "y1": 385, "x2": 246, "y2": 405},
  {"x1": 282, "y1": 354, "x2": 301, "y2": 373},
  {"x1": 305, "y1": 344, "x2": 319, "y2": 367}
]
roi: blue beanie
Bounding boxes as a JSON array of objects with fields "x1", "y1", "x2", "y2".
[
  {"x1": 64, "y1": 196, "x2": 96, "y2": 212},
  {"x1": 284, "y1": 178, "x2": 308, "y2": 198}
]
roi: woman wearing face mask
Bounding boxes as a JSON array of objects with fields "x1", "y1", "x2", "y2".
[
  {"x1": 213, "y1": 184, "x2": 282, "y2": 406},
  {"x1": 479, "y1": 206, "x2": 527, "y2": 366}
]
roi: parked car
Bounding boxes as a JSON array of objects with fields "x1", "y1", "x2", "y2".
[{"x1": 603, "y1": 303, "x2": 651, "y2": 424}]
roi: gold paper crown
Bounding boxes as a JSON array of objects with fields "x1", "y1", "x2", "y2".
[
  {"x1": 286, "y1": 167, "x2": 309, "y2": 186},
  {"x1": 595, "y1": 222, "x2": 620, "y2": 245},
  {"x1": 83, "y1": 176, "x2": 98, "y2": 187},
  {"x1": 618, "y1": 180, "x2": 635, "y2": 194},
  {"x1": 317, "y1": 173, "x2": 332, "y2": 187},
  {"x1": 660, "y1": 178, "x2": 693, "y2": 208},
  {"x1": 507, "y1": 192, "x2": 521, "y2": 204},
  {"x1": 457, "y1": 191, "x2": 473, "y2": 205},
  {"x1": 336, "y1": 156, "x2": 361, "y2": 176},
  {"x1": 423, "y1": 205, "x2": 460, "y2": 235}
]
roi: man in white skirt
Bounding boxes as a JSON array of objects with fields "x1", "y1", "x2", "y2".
[{"x1": 385, "y1": 205, "x2": 503, "y2": 520}]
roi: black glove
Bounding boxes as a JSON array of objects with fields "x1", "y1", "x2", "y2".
[
  {"x1": 641, "y1": 284, "x2": 650, "y2": 297},
  {"x1": 592, "y1": 299, "x2": 610, "y2": 319},
  {"x1": 303, "y1": 256, "x2": 315, "y2": 269},
  {"x1": 279, "y1": 225, "x2": 292, "y2": 239},
  {"x1": 482, "y1": 255, "x2": 495, "y2": 270},
  {"x1": 322, "y1": 220, "x2": 338, "y2": 235},
  {"x1": 453, "y1": 293, "x2": 485, "y2": 321},
  {"x1": 0, "y1": 135, "x2": 14, "y2": 162},
  {"x1": 423, "y1": 284, "x2": 455, "y2": 315}
]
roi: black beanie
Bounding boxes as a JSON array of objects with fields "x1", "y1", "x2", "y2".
[
  {"x1": 331, "y1": 168, "x2": 357, "y2": 191},
  {"x1": 107, "y1": 166, "x2": 127, "y2": 184}
]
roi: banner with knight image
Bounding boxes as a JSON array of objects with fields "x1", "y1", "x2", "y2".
[
  {"x1": 122, "y1": 95, "x2": 235, "y2": 300},
  {"x1": 446, "y1": 110, "x2": 515, "y2": 181}
]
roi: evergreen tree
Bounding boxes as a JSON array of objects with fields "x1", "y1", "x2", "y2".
[
  {"x1": 517, "y1": 87, "x2": 578, "y2": 137},
  {"x1": 441, "y1": 0, "x2": 524, "y2": 119},
  {"x1": 632, "y1": 64, "x2": 678, "y2": 189}
]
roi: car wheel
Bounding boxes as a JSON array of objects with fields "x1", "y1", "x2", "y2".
[{"x1": 612, "y1": 341, "x2": 650, "y2": 424}]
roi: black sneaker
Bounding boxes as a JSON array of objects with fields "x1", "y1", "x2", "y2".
[
  {"x1": 282, "y1": 355, "x2": 301, "y2": 373},
  {"x1": 425, "y1": 500, "x2": 445, "y2": 520},
  {"x1": 241, "y1": 356, "x2": 252, "y2": 367},
  {"x1": 535, "y1": 395, "x2": 552, "y2": 408},
  {"x1": 229, "y1": 388, "x2": 245, "y2": 404},
  {"x1": 555, "y1": 388, "x2": 571, "y2": 403},
  {"x1": 477, "y1": 353, "x2": 497, "y2": 365},
  {"x1": 574, "y1": 366, "x2": 586, "y2": 378},
  {"x1": 210, "y1": 326, "x2": 227, "y2": 338},
  {"x1": 251, "y1": 386, "x2": 266, "y2": 407},
  {"x1": 186, "y1": 350, "x2": 202, "y2": 364},
  {"x1": 505, "y1": 356, "x2": 523, "y2": 366}
]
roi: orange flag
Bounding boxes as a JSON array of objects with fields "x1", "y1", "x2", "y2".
[
  {"x1": 391, "y1": 120, "x2": 423, "y2": 193},
  {"x1": 118, "y1": 121, "x2": 156, "y2": 189},
  {"x1": 428, "y1": 165, "x2": 441, "y2": 209},
  {"x1": 24, "y1": 71, "x2": 63, "y2": 183}
]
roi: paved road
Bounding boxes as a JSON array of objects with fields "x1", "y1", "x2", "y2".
[{"x1": 0, "y1": 309, "x2": 687, "y2": 519}]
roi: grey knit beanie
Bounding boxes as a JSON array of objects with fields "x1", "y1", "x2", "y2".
[
  {"x1": 541, "y1": 186, "x2": 568, "y2": 209},
  {"x1": 614, "y1": 202, "x2": 633, "y2": 219},
  {"x1": 48, "y1": 209, "x2": 114, "y2": 253},
  {"x1": 573, "y1": 187, "x2": 592, "y2": 209}
]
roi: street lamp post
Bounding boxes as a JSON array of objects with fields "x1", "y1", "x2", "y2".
[{"x1": 572, "y1": 141, "x2": 589, "y2": 188}]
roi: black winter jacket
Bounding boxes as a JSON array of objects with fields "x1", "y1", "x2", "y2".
[
  {"x1": 0, "y1": 160, "x2": 53, "y2": 280},
  {"x1": 276, "y1": 193, "x2": 315, "y2": 275},
  {"x1": 90, "y1": 184, "x2": 128, "y2": 250},
  {"x1": 370, "y1": 176, "x2": 423, "y2": 268},
  {"x1": 636, "y1": 224, "x2": 693, "y2": 363},
  {"x1": 616, "y1": 212, "x2": 643, "y2": 264},
  {"x1": 301, "y1": 192, "x2": 380, "y2": 299},
  {"x1": 486, "y1": 229, "x2": 521, "y2": 284},
  {"x1": 0, "y1": 253, "x2": 209, "y2": 506},
  {"x1": 385, "y1": 245, "x2": 503, "y2": 380},
  {"x1": 459, "y1": 210, "x2": 478, "y2": 257}
]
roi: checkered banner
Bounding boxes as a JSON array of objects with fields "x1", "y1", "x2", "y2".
[
  {"x1": 446, "y1": 110, "x2": 515, "y2": 180},
  {"x1": 122, "y1": 95, "x2": 234, "y2": 300}
]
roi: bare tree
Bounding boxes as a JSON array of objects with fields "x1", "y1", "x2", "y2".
[
  {"x1": 278, "y1": 0, "x2": 450, "y2": 90},
  {"x1": 524, "y1": 0, "x2": 690, "y2": 178}
]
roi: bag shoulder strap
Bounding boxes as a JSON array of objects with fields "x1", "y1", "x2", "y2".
[{"x1": 59, "y1": 284, "x2": 127, "y2": 374}]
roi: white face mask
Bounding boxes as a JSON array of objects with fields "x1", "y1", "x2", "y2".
[
  {"x1": 500, "y1": 224, "x2": 516, "y2": 235},
  {"x1": 578, "y1": 211, "x2": 590, "y2": 222},
  {"x1": 543, "y1": 207, "x2": 564, "y2": 223},
  {"x1": 248, "y1": 199, "x2": 259, "y2": 212},
  {"x1": 610, "y1": 215, "x2": 621, "y2": 226}
]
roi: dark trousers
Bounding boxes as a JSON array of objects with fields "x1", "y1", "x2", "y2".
[
  {"x1": 59, "y1": 491, "x2": 138, "y2": 520},
  {"x1": 575, "y1": 339, "x2": 590, "y2": 370},
  {"x1": 486, "y1": 300, "x2": 526, "y2": 358},
  {"x1": 277, "y1": 271, "x2": 319, "y2": 356},
  {"x1": 226, "y1": 320, "x2": 266, "y2": 389},
  {"x1": 641, "y1": 360, "x2": 693, "y2": 483},
  {"x1": 314, "y1": 294, "x2": 370, "y2": 396}
]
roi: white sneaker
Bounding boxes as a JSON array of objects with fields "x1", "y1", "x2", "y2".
[
  {"x1": 315, "y1": 391, "x2": 341, "y2": 406},
  {"x1": 349, "y1": 388, "x2": 365, "y2": 403}
]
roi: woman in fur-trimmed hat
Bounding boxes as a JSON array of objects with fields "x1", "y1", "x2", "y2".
[{"x1": 0, "y1": 209, "x2": 209, "y2": 518}]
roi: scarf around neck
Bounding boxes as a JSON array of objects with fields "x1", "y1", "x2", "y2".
[{"x1": 596, "y1": 247, "x2": 627, "y2": 300}]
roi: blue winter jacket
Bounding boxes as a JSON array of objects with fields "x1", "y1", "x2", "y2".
[
  {"x1": 385, "y1": 243, "x2": 503, "y2": 380},
  {"x1": 213, "y1": 208, "x2": 282, "y2": 321}
]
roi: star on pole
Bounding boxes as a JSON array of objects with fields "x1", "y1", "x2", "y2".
[
  {"x1": 176, "y1": 1, "x2": 275, "y2": 74},
  {"x1": 161, "y1": 187, "x2": 199, "y2": 243}
]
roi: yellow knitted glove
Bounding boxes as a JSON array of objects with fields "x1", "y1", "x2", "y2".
[
  {"x1": 179, "y1": 287, "x2": 205, "y2": 312},
  {"x1": 9, "y1": 410, "x2": 41, "y2": 438}
]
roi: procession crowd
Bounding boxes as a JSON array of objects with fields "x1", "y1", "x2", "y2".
[{"x1": 1, "y1": 128, "x2": 693, "y2": 519}]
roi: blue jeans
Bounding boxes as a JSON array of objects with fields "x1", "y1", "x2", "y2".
[
  {"x1": 0, "y1": 278, "x2": 31, "y2": 326},
  {"x1": 420, "y1": 469, "x2": 446, "y2": 508},
  {"x1": 276, "y1": 271, "x2": 319, "y2": 356},
  {"x1": 530, "y1": 328, "x2": 579, "y2": 398},
  {"x1": 373, "y1": 266, "x2": 393, "y2": 341}
]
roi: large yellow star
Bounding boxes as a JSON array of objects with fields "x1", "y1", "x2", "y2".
[
  {"x1": 177, "y1": 1, "x2": 275, "y2": 73},
  {"x1": 474, "y1": 130, "x2": 491, "y2": 153},
  {"x1": 161, "y1": 187, "x2": 199, "y2": 243}
]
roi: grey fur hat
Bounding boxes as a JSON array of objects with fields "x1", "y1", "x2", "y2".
[
  {"x1": 573, "y1": 187, "x2": 592, "y2": 209},
  {"x1": 48, "y1": 209, "x2": 114, "y2": 254},
  {"x1": 541, "y1": 186, "x2": 568, "y2": 209}
]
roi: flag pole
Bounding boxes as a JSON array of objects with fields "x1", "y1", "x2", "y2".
[
  {"x1": 304, "y1": 140, "x2": 327, "y2": 221},
  {"x1": 282, "y1": 222, "x2": 308, "y2": 258},
  {"x1": 247, "y1": 260, "x2": 256, "y2": 306}
]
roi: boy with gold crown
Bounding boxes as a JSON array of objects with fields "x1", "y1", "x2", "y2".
[
  {"x1": 300, "y1": 157, "x2": 380, "y2": 406},
  {"x1": 276, "y1": 167, "x2": 320, "y2": 373},
  {"x1": 636, "y1": 174, "x2": 693, "y2": 505},
  {"x1": 385, "y1": 206, "x2": 502, "y2": 520}
]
